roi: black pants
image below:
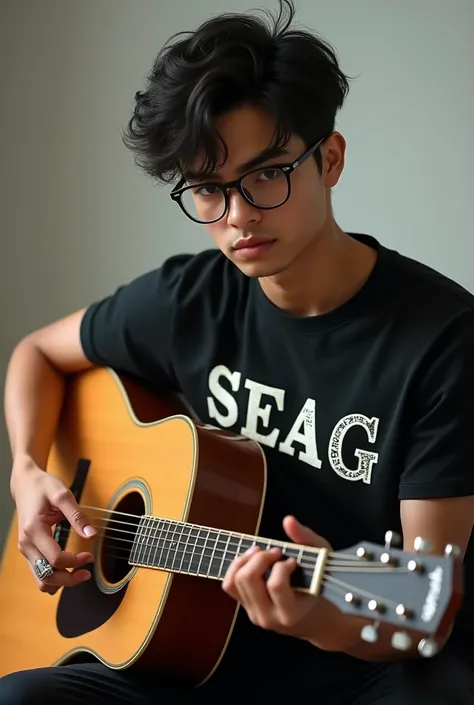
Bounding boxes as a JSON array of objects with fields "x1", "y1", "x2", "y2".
[{"x1": 1, "y1": 646, "x2": 473, "y2": 704}]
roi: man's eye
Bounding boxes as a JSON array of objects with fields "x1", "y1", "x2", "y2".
[{"x1": 194, "y1": 185, "x2": 220, "y2": 196}]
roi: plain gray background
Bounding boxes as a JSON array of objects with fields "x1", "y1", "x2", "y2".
[{"x1": 1, "y1": 0, "x2": 473, "y2": 549}]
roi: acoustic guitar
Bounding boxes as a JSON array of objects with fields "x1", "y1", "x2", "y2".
[{"x1": 0, "y1": 367, "x2": 463, "y2": 684}]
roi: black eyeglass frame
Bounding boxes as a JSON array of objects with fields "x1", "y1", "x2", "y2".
[{"x1": 170, "y1": 136, "x2": 326, "y2": 224}]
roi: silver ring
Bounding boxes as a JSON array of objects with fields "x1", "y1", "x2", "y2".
[{"x1": 34, "y1": 557, "x2": 55, "y2": 581}]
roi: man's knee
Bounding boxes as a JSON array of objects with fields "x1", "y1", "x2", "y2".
[
  {"x1": 377, "y1": 649, "x2": 474, "y2": 705},
  {"x1": 411, "y1": 651, "x2": 474, "y2": 704},
  {"x1": 0, "y1": 668, "x2": 57, "y2": 705}
]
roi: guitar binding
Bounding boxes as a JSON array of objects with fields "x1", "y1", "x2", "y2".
[{"x1": 95, "y1": 479, "x2": 151, "y2": 595}]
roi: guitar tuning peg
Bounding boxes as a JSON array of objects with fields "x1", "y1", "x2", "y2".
[
  {"x1": 395, "y1": 604, "x2": 413, "y2": 620},
  {"x1": 414, "y1": 536, "x2": 432, "y2": 553},
  {"x1": 356, "y1": 546, "x2": 374, "y2": 560},
  {"x1": 407, "y1": 558, "x2": 424, "y2": 574},
  {"x1": 345, "y1": 592, "x2": 361, "y2": 607},
  {"x1": 418, "y1": 638, "x2": 439, "y2": 658},
  {"x1": 391, "y1": 631, "x2": 412, "y2": 651},
  {"x1": 368, "y1": 599, "x2": 385, "y2": 615},
  {"x1": 444, "y1": 543, "x2": 462, "y2": 558},
  {"x1": 384, "y1": 530, "x2": 401, "y2": 548},
  {"x1": 360, "y1": 623, "x2": 380, "y2": 643}
]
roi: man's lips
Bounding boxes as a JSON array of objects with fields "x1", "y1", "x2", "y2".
[
  {"x1": 231, "y1": 237, "x2": 276, "y2": 260},
  {"x1": 232, "y1": 237, "x2": 275, "y2": 250}
]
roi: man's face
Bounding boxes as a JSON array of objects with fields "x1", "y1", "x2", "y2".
[{"x1": 184, "y1": 105, "x2": 345, "y2": 279}]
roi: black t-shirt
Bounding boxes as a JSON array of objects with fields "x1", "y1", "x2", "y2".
[{"x1": 80, "y1": 233, "x2": 474, "y2": 677}]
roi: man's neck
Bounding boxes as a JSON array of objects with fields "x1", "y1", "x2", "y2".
[{"x1": 258, "y1": 225, "x2": 378, "y2": 318}]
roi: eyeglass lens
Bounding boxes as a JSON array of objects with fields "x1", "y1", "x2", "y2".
[{"x1": 180, "y1": 167, "x2": 289, "y2": 223}]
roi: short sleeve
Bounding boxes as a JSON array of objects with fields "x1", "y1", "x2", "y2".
[
  {"x1": 80, "y1": 254, "x2": 192, "y2": 393},
  {"x1": 399, "y1": 309, "x2": 474, "y2": 500}
]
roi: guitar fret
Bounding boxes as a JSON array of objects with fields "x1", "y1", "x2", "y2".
[
  {"x1": 150, "y1": 518, "x2": 166, "y2": 568},
  {"x1": 177, "y1": 524, "x2": 192, "y2": 573},
  {"x1": 208, "y1": 530, "x2": 225, "y2": 577},
  {"x1": 141, "y1": 517, "x2": 152, "y2": 566},
  {"x1": 143, "y1": 516, "x2": 156, "y2": 566},
  {"x1": 129, "y1": 518, "x2": 317, "y2": 591},
  {"x1": 163, "y1": 521, "x2": 180, "y2": 571},
  {"x1": 181, "y1": 526, "x2": 199, "y2": 573},
  {"x1": 240, "y1": 537, "x2": 254, "y2": 554},
  {"x1": 134, "y1": 516, "x2": 150, "y2": 565},
  {"x1": 156, "y1": 519, "x2": 172, "y2": 568},
  {"x1": 130, "y1": 518, "x2": 146, "y2": 564},
  {"x1": 134, "y1": 517, "x2": 147, "y2": 565},
  {"x1": 300, "y1": 548, "x2": 317, "y2": 589},
  {"x1": 283, "y1": 546, "x2": 299, "y2": 559},
  {"x1": 216, "y1": 532, "x2": 233, "y2": 579},
  {"x1": 192, "y1": 528, "x2": 206, "y2": 575},
  {"x1": 150, "y1": 517, "x2": 162, "y2": 566},
  {"x1": 219, "y1": 534, "x2": 249, "y2": 578},
  {"x1": 169, "y1": 523, "x2": 185, "y2": 571},
  {"x1": 195, "y1": 529, "x2": 211, "y2": 575},
  {"x1": 189, "y1": 527, "x2": 206, "y2": 575}
]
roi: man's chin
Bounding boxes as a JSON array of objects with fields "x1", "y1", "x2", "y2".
[{"x1": 231, "y1": 259, "x2": 289, "y2": 279}]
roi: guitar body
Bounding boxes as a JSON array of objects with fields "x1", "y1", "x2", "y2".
[{"x1": 0, "y1": 367, "x2": 267, "y2": 685}]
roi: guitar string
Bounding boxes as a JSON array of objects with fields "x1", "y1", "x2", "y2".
[
  {"x1": 54, "y1": 523, "x2": 411, "y2": 574},
  {"x1": 55, "y1": 525, "x2": 406, "y2": 609},
  {"x1": 74, "y1": 539, "x2": 380, "y2": 572},
  {"x1": 58, "y1": 508, "x2": 414, "y2": 571},
  {"x1": 55, "y1": 522, "x2": 354, "y2": 570},
  {"x1": 54, "y1": 508, "x2": 422, "y2": 614},
  {"x1": 94, "y1": 522, "x2": 412, "y2": 573},
  {"x1": 80, "y1": 505, "x2": 345, "y2": 558},
  {"x1": 68, "y1": 544, "x2": 384, "y2": 606},
  {"x1": 79, "y1": 511, "x2": 365, "y2": 567},
  {"x1": 79, "y1": 504, "x2": 387, "y2": 563}
]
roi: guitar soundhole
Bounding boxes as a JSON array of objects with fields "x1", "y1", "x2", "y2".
[{"x1": 100, "y1": 491, "x2": 144, "y2": 586}]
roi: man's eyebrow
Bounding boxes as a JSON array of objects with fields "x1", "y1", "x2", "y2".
[{"x1": 183, "y1": 145, "x2": 290, "y2": 182}]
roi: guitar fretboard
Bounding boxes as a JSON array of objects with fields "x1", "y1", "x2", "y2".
[{"x1": 128, "y1": 516, "x2": 318, "y2": 589}]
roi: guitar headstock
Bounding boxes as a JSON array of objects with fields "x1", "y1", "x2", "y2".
[{"x1": 321, "y1": 532, "x2": 463, "y2": 657}]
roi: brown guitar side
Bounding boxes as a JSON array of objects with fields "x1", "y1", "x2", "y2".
[{"x1": 0, "y1": 367, "x2": 267, "y2": 686}]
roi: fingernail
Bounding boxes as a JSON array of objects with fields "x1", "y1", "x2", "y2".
[
  {"x1": 83, "y1": 525, "x2": 96, "y2": 537},
  {"x1": 244, "y1": 545, "x2": 259, "y2": 555},
  {"x1": 82, "y1": 572, "x2": 91, "y2": 581}
]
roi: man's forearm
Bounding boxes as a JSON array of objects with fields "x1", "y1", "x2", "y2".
[{"x1": 4, "y1": 337, "x2": 65, "y2": 477}]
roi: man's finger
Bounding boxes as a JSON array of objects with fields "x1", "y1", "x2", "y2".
[
  {"x1": 50, "y1": 488, "x2": 96, "y2": 539},
  {"x1": 266, "y1": 557, "x2": 298, "y2": 616},
  {"x1": 234, "y1": 548, "x2": 280, "y2": 609},
  {"x1": 24, "y1": 546, "x2": 92, "y2": 590},
  {"x1": 223, "y1": 545, "x2": 258, "y2": 583},
  {"x1": 26, "y1": 559, "x2": 59, "y2": 595},
  {"x1": 283, "y1": 515, "x2": 330, "y2": 548},
  {"x1": 29, "y1": 520, "x2": 94, "y2": 569}
]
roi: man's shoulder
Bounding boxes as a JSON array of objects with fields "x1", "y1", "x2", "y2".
[
  {"x1": 378, "y1": 245, "x2": 474, "y2": 342},
  {"x1": 163, "y1": 247, "x2": 240, "y2": 283},
  {"x1": 155, "y1": 248, "x2": 249, "y2": 314},
  {"x1": 391, "y1": 247, "x2": 474, "y2": 317},
  {"x1": 129, "y1": 248, "x2": 244, "y2": 302}
]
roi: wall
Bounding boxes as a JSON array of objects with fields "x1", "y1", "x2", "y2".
[{"x1": 1, "y1": 0, "x2": 473, "y2": 546}]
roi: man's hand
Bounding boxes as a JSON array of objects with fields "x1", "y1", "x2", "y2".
[
  {"x1": 12, "y1": 459, "x2": 97, "y2": 595},
  {"x1": 222, "y1": 515, "x2": 339, "y2": 644}
]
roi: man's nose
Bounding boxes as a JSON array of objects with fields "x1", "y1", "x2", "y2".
[{"x1": 226, "y1": 188, "x2": 261, "y2": 229}]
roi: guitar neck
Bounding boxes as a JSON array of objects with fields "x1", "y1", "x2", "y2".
[
  {"x1": 128, "y1": 516, "x2": 323, "y2": 591},
  {"x1": 95, "y1": 508, "x2": 459, "y2": 641}
]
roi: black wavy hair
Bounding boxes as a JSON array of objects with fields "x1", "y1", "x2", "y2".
[{"x1": 123, "y1": 0, "x2": 350, "y2": 183}]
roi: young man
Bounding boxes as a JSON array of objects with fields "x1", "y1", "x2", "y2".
[{"x1": 1, "y1": 1, "x2": 474, "y2": 702}]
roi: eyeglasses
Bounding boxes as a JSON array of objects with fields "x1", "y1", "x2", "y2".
[{"x1": 170, "y1": 136, "x2": 326, "y2": 224}]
